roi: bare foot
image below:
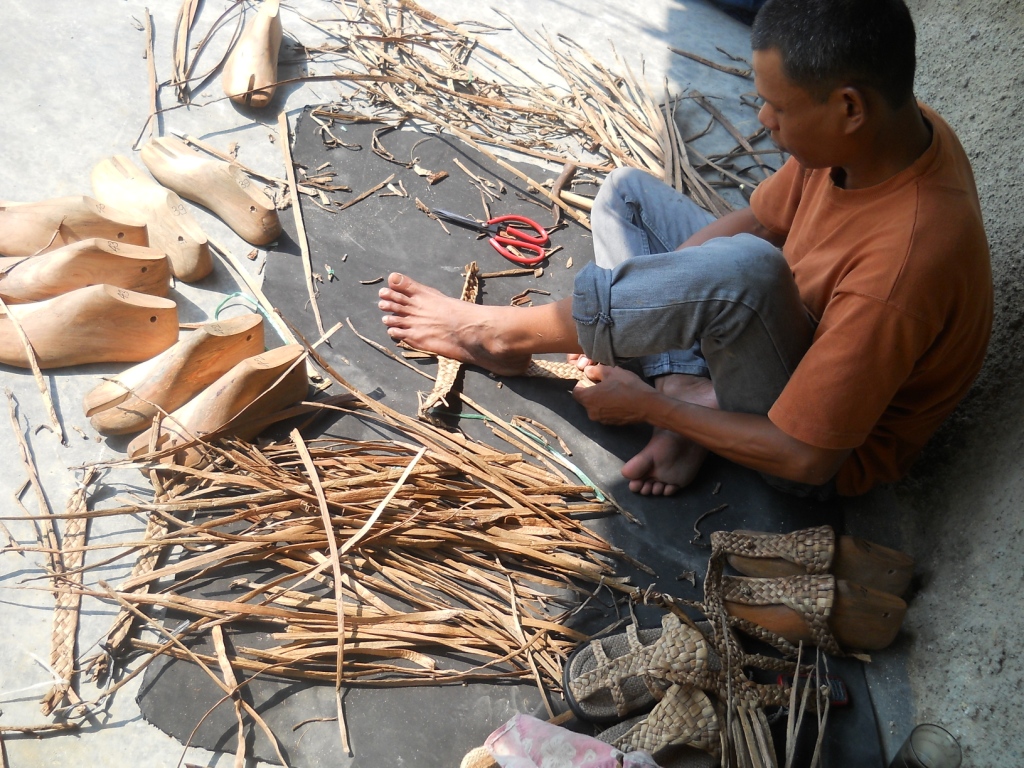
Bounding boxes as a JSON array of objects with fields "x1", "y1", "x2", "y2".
[
  {"x1": 621, "y1": 373, "x2": 718, "y2": 496},
  {"x1": 378, "y1": 272, "x2": 530, "y2": 376}
]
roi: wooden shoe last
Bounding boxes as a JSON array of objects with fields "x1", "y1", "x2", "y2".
[
  {"x1": 0, "y1": 196, "x2": 148, "y2": 257},
  {"x1": 140, "y1": 136, "x2": 282, "y2": 245},
  {"x1": 0, "y1": 284, "x2": 177, "y2": 369},
  {"x1": 0, "y1": 239, "x2": 170, "y2": 304},
  {"x1": 84, "y1": 314, "x2": 265, "y2": 435},
  {"x1": 127, "y1": 344, "x2": 308, "y2": 465},
  {"x1": 222, "y1": 0, "x2": 283, "y2": 108},
  {"x1": 92, "y1": 155, "x2": 213, "y2": 282}
]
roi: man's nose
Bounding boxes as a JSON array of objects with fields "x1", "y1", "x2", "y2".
[{"x1": 758, "y1": 103, "x2": 777, "y2": 132}]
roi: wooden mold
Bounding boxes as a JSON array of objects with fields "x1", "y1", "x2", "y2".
[
  {"x1": 0, "y1": 284, "x2": 178, "y2": 369},
  {"x1": 140, "y1": 136, "x2": 282, "y2": 246},
  {"x1": 84, "y1": 313, "x2": 266, "y2": 435},
  {"x1": 0, "y1": 238, "x2": 170, "y2": 304},
  {"x1": 0, "y1": 196, "x2": 149, "y2": 257},
  {"x1": 127, "y1": 343, "x2": 309, "y2": 465},
  {"x1": 91, "y1": 155, "x2": 213, "y2": 282},
  {"x1": 222, "y1": 0, "x2": 283, "y2": 109}
]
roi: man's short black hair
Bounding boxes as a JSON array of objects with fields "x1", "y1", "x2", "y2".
[{"x1": 751, "y1": 0, "x2": 917, "y2": 109}]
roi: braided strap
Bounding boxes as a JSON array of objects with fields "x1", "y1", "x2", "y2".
[
  {"x1": 721, "y1": 574, "x2": 842, "y2": 656},
  {"x1": 567, "y1": 614, "x2": 708, "y2": 718},
  {"x1": 419, "y1": 262, "x2": 479, "y2": 417},
  {"x1": 711, "y1": 525, "x2": 835, "y2": 574},
  {"x1": 525, "y1": 359, "x2": 593, "y2": 388},
  {"x1": 609, "y1": 684, "x2": 720, "y2": 757}
]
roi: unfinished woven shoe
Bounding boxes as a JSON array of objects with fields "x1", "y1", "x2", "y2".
[
  {"x1": 0, "y1": 284, "x2": 177, "y2": 369},
  {"x1": 140, "y1": 136, "x2": 282, "y2": 246},
  {"x1": 84, "y1": 314, "x2": 265, "y2": 435},
  {"x1": 0, "y1": 238, "x2": 170, "y2": 304},
  {"x1": 564, "y1": 613, "x2": 712, "y2": 723},
  {"x1": 0, "y1": 196, "x2": 148, "y2": 257},
  {"x1": 597, "y1": 684, "x2": 720, "y2": 761},
  {"x1": 126, "y1": 343, "x2": 308, "y2": 466},
  {"x1": 91, "y1": 155, "x2": 213, "y2": 282},
  {"x1": 714, "y1": 526, "x2": 915, "y2": 596},
  {"x1": 722, "y1": 574, "x2": 907, "y2": 653},
  {"x1": 221, "y1": 0, "x2": 283, "y2": 108}
]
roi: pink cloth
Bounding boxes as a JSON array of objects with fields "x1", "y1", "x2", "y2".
[{"x1": 485, "y1": 714, "x2": 661, "y2": 768}]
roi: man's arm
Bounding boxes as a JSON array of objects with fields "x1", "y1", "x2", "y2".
[
  {"x1": 678, "y1": 206, "x2": 786, "y2": 250},
  {"x1": 574, "y1": 365, "x2": 850, "y2": 485}
]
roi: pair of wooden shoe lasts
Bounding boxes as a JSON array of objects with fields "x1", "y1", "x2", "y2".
[
  {"x1": 93, "y1": 136, "x2": 280, "y2": 276},
  {"x1": 84, "y1": 314, "x2": 308, "y2": 467},
  {"x1": 716, "y1": 526, "x2": 914, "y2": 653}
]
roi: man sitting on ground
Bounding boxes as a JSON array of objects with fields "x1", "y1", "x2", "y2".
[{"x1": 378, "y1": 0, "x2": 991, "y2": 498}]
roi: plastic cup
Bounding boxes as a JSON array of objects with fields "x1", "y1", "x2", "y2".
[{"x1": 888, "y1": 724, "x2": 962, "y2": 768}]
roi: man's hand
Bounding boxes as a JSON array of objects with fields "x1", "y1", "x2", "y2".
[{"x1": 572, "y1": 364, "x2": 654, "y2": 425}]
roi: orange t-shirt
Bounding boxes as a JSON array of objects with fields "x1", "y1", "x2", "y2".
[{"x1": 749, "y1": 104, "x2": 991, "y2": 496}]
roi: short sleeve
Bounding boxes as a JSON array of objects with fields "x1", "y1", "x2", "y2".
[
  {"x1": 768, "y1": 292, "x2": 936, "y2": 449},
  {"x1": 749, "y1": 157, "x2": 806, "y2": 238}
]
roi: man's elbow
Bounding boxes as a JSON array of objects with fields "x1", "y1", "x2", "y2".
[{"x1": 783, "y1": 446, "x2": 850, "y2": 486}]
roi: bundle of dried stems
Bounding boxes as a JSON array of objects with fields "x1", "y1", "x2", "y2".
[
  {"x1": 163, "y1": 0, "x2": 771, "y2": 223},
  {"x1": 299, "y1": 0, "x2": 770, "y2": 219}
]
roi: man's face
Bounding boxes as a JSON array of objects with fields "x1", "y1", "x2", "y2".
[{"x1": 753, "y1": 48, "x2": 845, "y2": 169}]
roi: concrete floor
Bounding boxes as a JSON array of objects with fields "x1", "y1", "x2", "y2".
[{"x1": 0, "y1": 0, "x2": 1016, "y2": 765}]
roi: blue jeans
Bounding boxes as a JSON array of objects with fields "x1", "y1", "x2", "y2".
[
  {"x1": 572, "y1": 167, "x2": 815, "y2": 415},
  {"x1": 572, "y1": 168, "x2": 829, "y2": 497}
]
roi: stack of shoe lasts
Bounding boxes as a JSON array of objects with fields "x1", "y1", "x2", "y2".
[
  {"x1": 560, "y1": 526, "x2": 914, "y2": 767},
  {"x1": 84, "y1": 315, "x2": 308, "y2": 468},
  {"x1": 0, "y1": 196, "x2": 179, "y2": 368}
]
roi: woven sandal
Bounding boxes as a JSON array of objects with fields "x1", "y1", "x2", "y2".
[
  {"x1": 596, "y1": 684, "x2": 720, "y2": 763},
  {"x1": 721, "y1": 574, "x2": 907, "y2": 653},
  {"x1": 563, "y1": 613, "x2": 713, "y2": 723},
  {"x1": 713, "y1": 526, "x2": 914, "y2": 595}
]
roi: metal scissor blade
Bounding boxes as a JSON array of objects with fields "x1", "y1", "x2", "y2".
[{"x1": 431, "y1": 209, "x2": 489, "y2": 234}]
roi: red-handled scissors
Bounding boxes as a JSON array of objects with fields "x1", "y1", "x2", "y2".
[{"x1": 432, "y1": 209, "x2": 550, "y2": 265}]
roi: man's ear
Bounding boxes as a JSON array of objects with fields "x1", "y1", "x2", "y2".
[{"x1": 837, "y1": 86, "x2": 866, "y2": 134}]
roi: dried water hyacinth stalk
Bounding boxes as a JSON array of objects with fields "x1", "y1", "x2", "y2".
[
  {"x1": 299, "y1": 0, "x2": 769, "y2": 221},
  {"x1": 66, "y1": 346, "x2": 637, "y2": 707},
  {"x1": 82, "y1": 428, "x2": 633, "y2": 699}
]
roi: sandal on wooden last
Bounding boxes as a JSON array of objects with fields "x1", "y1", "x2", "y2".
[
  {"x1": 721, "y1": 574, "x2": 907, "y2": 654},
  {"x1": 84, "y1": 314, "x2": 265, "y2": 435},
  {"x1": 91, "y1": 154, "x2": 213, "y2": 282},
  {"x1": 713, "y1": 525, "x2": 915, "y2": 596}
]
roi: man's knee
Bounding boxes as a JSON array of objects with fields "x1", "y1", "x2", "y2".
[
  {"x1": 729, "y1": 234, "x2": 792, "y2": 292},
  {"x1": 594, "y1": 167, "x2": 653, "y2": 208}
]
